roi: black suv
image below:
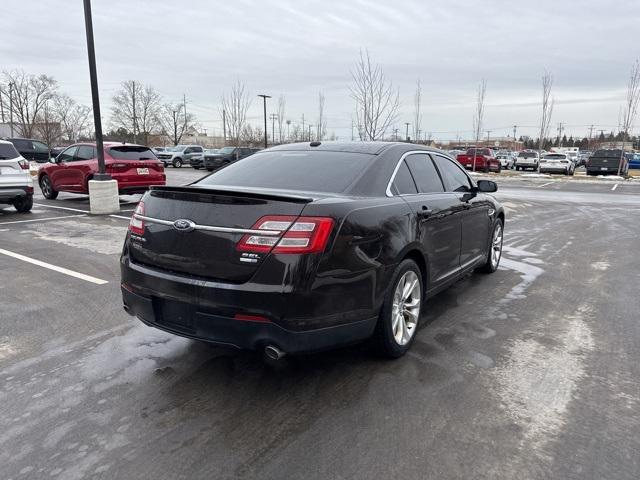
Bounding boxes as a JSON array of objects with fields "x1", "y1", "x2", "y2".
[
  {"x1": 7, "y1": 138, "x2": 51, "y2": 163},
  {"x1": 204, "y1": 146, "x2": 259, "y2": 171}
]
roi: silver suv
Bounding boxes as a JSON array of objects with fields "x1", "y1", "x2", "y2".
[
  {"x1": 0, "y1": 140, "x2": 33, "y2": 212},
  {"x1": 155, "y1": 145, "x2": 204, "y2": 168}
]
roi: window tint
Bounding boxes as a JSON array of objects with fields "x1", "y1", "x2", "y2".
[
  {"x1": 0, "y1": 143, "x2": 20, "y2": 159},
  {"x1": 58, "y1": 146, "x2": 78, "y2": 162},
  {"x1": 76, "y1": 146, "x2": 96, "y2": 160},
  {"x1": 433, "y1": 155, "x2": 471, "y2": 192},
  {"x1": 108, "y1": 146, "x2": 156, "y2": 160},
  {"x1": 193, "y1": 146, "x2": 203, "y2": 153},
  {"x1": 391, "y1": 160, "x2": 418, "y2": 195},
  {"x1": 197, "y1": 151, "x2": 374, "y2": 194},
  {"x1": 32, "y1": 141, "x2": 49, "y2": 153},
  {"x1": 11, "y1": 139, "x2": 31, "y2": 151},
  {"x1": 404, "y1": 154, "x2": 444, "y2": 193}
]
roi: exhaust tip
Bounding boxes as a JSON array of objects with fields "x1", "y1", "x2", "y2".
[{"x1": 264, "y1": 345, "x2": 285, "y2": 361}]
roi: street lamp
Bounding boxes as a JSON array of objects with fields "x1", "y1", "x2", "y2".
[
  {"x1": 405, "y1": 122, "x2": 410, "y2": 142},
  {"x1": 83, "y1": 0, "x2": 119, "y2": 214},
  {"x1": 257, "y1": 94, "x2": 271, "y2": 148}
]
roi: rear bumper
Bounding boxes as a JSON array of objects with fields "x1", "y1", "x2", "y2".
[
  {"x1": 120, "y1": 257, "x2": 379, "y2": 354},
  {"x1": 587, "y1": 166, "x2": 622, "y2": 174},
  {"x1": 0, "y1": 185, "x2": 32, "y2": 203},
  {"x1": 539, "y1": 165, "x2": 568, "y2": 172},
  {"x1": 113, "y1": 177, "x2": 165, "y2": 194}
]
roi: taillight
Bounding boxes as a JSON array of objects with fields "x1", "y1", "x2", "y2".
[
  {"x1": 18, "y1": 159, "x2": 29, "y2": 170},
  {"x1": 108, "y1": 162, "x2": 128, "y2": 171},
  {"x1": 129, "y1": 201, "x2": 145, "y2": 236},
  {"x1": 237, "y1": 215, "x2": 335, "y2": 254}
]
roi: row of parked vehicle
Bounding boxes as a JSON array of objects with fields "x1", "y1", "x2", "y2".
[
  {"x1": 449, "y1": 146, "x2": 638, "y2": 176},
  {"x1": 152, "y1": 145, "x2": 260, "y2": 170}
]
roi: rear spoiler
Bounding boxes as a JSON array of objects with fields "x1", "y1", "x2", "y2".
[{"x1": 149, "y1": 185, "x2": 315, "y2": 204}]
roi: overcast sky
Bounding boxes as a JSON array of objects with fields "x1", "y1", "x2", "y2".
[{"x1": 3, "y1": 0, "x2": 640, "y2": 141}]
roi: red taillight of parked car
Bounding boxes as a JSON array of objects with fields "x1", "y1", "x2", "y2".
[
  {"x1": 129, "y1": 201, "x2": 145, "y2": 236},
  {"x1": 18, "y1": 159, "x2": 29, "y2": 170},
  {"x1": 237, "y1": 215, "x2": 335, "y2": 254}
]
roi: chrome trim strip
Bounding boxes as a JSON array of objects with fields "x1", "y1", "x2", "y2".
[
  {"x1": 134, "y1": 214, "x2": 282, "y2": 236},
  {"x1": 385, "y1": 150, "x2": 434, "y2": 197}
]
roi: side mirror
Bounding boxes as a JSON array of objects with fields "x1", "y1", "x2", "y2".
[
  {"x1": 50, "y1": 157, "x2": 57, "y2": 163},
  {"x1": 477, "y1": 180, "x2": 498, "y2": 193}
]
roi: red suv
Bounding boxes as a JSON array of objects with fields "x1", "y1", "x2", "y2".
[{"x1": 38, "y1": 143, "x2": 166, "y2": 199}]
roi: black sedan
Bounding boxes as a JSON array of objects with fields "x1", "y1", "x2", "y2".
[{"x1": 120, "y1": 142, "x2": 504, "y2": 358}]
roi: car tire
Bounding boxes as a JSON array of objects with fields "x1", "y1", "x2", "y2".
[
  {"x1": 373, "y1": 259, "x2": 423, "y2": 358},
  {"x1": 13, "y1": 194, "x2": 33, "y2": 213},
  {"x1": 39, "y1": 174, "x2": 58, "y2": 199},
  {"x1": 206, "y1": 167, "x2": 214, "y2": 172},
  {"x1": 162, "y1": 162, "x2": 168, "y2": 168},
  {"x1": 192, "y1": 165, "x2": 200, "y2": 170},
  {"x1": 173, "y1": 158, "x2": 183, "y2": 168},
  {"x1": 477, "y1": 218, "x2": 504, "y2": 274}
]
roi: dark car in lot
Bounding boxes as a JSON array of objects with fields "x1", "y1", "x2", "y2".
[
  {"x1": 7, "y1": 138, "x2": 50, "y2": 163},
  {"x1": 39, "y1": 143, "x2": 166, "y2": 199},
  {"x1": 586, "y1": 149, "x2": 630, "y2": 176},
  {"x1": 204, "y1": 146, "x2": 259, "y2": 171},
  {"x1": 121, "y1": 142, "x2": 504, "y2": 359}
]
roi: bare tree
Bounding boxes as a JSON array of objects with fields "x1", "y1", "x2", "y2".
[
  {"x1": 35, "y1": 101, "x2": 62, "y2": 152},
  {"x1": 350, "y1": 49, "x2": 400, "y2": 141},
  {"x1": 53, "y1": 94, "x2": 91, "y2": 143},
  {"x1": 240, "y1": 124, "x2": 264, "y2": 147},
  {"x1": 618, "y1": 59, "x2": 640, "y2": 175},
  {"x1": 1, "y1": 70, "x2": 57, "y2": 138},
  {"x1": 538, "y1": 71, "x2": 554, "y2": 158},
  {"x1": 413, "y1": 79, "x2": 422, "y2": 142},
  {"x1": 110, "y1": 80, "x2": 162, "y2": 145},
  {"x1": 221, "y1": 81, "x2": 252, "y2": 147},
  {"x1": 157, "y1": 102, "x2": 195, "y2": 146},
  {"x1": 471, "y1": 79, "x2": 487, "y2": 171},
  {"x1": 316, "y1": 92, "x2": 327, "y2": 141},
  {"x1": 277, "y1": 95, "x2": 286, "y2": 143}
]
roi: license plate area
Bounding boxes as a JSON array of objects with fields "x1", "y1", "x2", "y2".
[
  {"x1": 154, "y1": 298, "x2": 196, "y2": 333},
  {"x1": 601, "y1": 167, "x2": 608, "y2": 170},
  {"x1": 137, "y1": 167, "x2": 149, "y2": 175}
]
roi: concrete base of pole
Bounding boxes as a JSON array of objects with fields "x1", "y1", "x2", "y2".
[{"x1": 88, "y1": 179, "x2": 120, "y2": 214}]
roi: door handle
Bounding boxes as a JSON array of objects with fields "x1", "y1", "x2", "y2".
[{"x1": 417, "y1": 206, "x2": 433, "y2": 218}]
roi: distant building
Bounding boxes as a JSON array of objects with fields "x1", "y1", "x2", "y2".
[{"x1": 598, "y1": 141, "x2": 634, "y2": 151}]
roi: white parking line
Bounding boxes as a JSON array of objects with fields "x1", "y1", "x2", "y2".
[
  {"x1": 110, "y1": 214, "x2": 132, "y2": 220},
  {"x1": 538, "y1": 182, "x2": 554, "y2": 188},
  {"x1": 612, "y1": 183, "x2": 619, "y2": 191},
  {"x1": 0, "y1": 248, "x2": 108, "y2": 285},
  {"x1": 34, "y1": 203, "x2": 90, "y2": 213},
  {"x1": 0, "y1": 214, "x2": 86, "y2": 225}
]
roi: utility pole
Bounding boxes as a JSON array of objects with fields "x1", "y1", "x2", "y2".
[
  {"x1": 486, "y1": 130, "x2": 491, "y2": 142},
  {"x1": 257, "y1": 94, "x2": 270, "y2": 149},
  {"x1": 286, "y1": 120, "x2": 291, "y2": 142},
  {"x1": 131, "y1": 80, "x2": 137, "y2": 144},
  {"x1": 405, "y1": 122, "x2": 410, "y2": 141},
  {"x1": 301, "y1": 114, "x2": 305, "y2": 140},
  {"x1": 417, "y1": 129, "x2": 422, "y2": 144},
  {"x1": 0, "y1": 87, "x2": 5, "y2": 123},
  {"x1": 513, "y1": 125, "x2": 517, "y2": 150},
  {"x1": 8, "y1": 81, "x2": 14, "y2": 137},
  {"x1": 222, "y1": 109, "x2": 227, "y2": 144},
  {"x1": 588, "y1": 124, "x2": 594, "y2": 150},
  {"x1": 270, "y1": 113, "x2": 278, "y2": 145},
  {"x1": 393, "y1": 128, "x2": 398, "y2": 141},
  {"x1": 557, "y1": 122, "x2": 564, "y2": 146},
  {"x1": 351, "y1": 119, "x2": 354, "y2": 141},
  {"x1": 308, "y1": 124, "x2": 313, "y2": 142},
  {"x1": 183, "y1": 93, "x2": 188, "y2": 134}
]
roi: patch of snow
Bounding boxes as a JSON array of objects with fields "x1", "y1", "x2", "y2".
[
  {"x1": 468, "y1": 171, "x2": 483, "y2": 176},
  {"x1": 596, "y1": 175, "x2": 624, "y2": 180},
  {"x1": 591, "y1": 261, "x2": 609, "y2": 271},
  {"x1": 499, "y1": 256, "x2": 544, "y2": 302},
  {"x1": 522, "y1": 173, "x2": 552, "y2": 178},
  {"x1": 0, "y1": 337, "x2": 18, "y2": 360}
]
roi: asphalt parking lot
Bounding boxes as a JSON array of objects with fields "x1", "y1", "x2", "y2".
[{"x1": 1, "y1": 169, "x2": 640, "y2": 479}]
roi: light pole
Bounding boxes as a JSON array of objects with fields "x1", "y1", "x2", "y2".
[
  {"x1": 286, "y1": 120, "x2": 291, "y2": 142},
  {"x1": 8, "y1": 81, "x2": 14, "y2": 137},
  {"x1": 405, "y1": 122, "x2": 410, "y2": 141},
  {"x1": 257, "y1": 94, "x2": 271, "y2": 148},
  {"x1": 83, "y1": 0, "x2": 119, "y2": 214},
  {"x1": 270, "y1": 113, "x2": 278, "y2": 145},
  {"x1": 308, "y1": 124, "x2": 313, "y2": 142}
]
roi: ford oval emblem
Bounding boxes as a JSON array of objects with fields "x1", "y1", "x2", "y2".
[{"x1": 173, "y1": 219, "x2": 195, "y2": 232}]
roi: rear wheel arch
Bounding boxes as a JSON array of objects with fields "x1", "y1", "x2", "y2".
[{"x1": 399, "y1": 247, "x2": 428, "y2": 293}]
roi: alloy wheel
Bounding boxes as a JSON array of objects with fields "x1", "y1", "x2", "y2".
[
  {"x1": 491, "y1": 222, "x2": 503, "y2": 269},
  {"x1": 41, "y1": 177, "x2": 51, "y2": 196},
  {"x1": 391, "y1": 271, "x2": 421, "y2": 346}
]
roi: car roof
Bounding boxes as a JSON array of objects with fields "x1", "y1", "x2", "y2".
[{"x1": 267, "y1": 141, "x2": 448, "y2": 156}]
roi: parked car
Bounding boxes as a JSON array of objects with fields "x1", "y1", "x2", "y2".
[
  {"x1": 204, "y1": 146, "x2": 259, "y2": 171},
  {"x1": 539, "y1": 153, "x2": 574, "y2": 175},
  {"x1": 155, "y1": 145, "x2": 203, "y2": 168},
  {"x1": 38, "y1": 143, "x2": 165, "y2": 199},
  {"x1": 0, "y1": 140, "x2": 33, "y2": 212},
  {"x1": 629, "y1": 153, "x2": 640, "y2": 169},
  {"x1": 577, "y1": 151, "x2": 592, "y2": 167},
  {"x1": 514, "y1": 151, "x2": 540, "y2": 171},
  {"x1": 496, "y1": 152, "x2": 514, "y2": 169},
  {"x1": 152, "y1": 147, "x2": 166, "y2": 153},
  {"x1": 456, "y1": 148, "x2": 500, "y2": 173},
  {"x1": 189, "y1": 149, "x2": 217, "y2": 169},
  {"x1": 7, "y1": 138, "x2": 50, "y2": 163},
  {"x1": 586, "y1": 149, "x2": 630, "y2": 176},
  {"x1": 121, "y1": 142, "x2": 505, "y2": 359}
]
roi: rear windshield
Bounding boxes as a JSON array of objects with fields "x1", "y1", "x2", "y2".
[
  {"x1": 543, "y1": 154, "x2": 566, "y2": 159},
  {"x1": 0, "y1": 143, "x2": 20, "y2": 160},
  {"x1": 109, "y1": 146, "x2": 157, "y2": 160},
  {"x1": 466, "y1": 148, "x2": 490, "y2": 156},
  {"x1": 197, "y1": 151, "x2": 374, "y2": 193},
  {"x1": 518, "y1": 152, "x2": 537, "y2": 158},
  {"x1": 593, "y1": 150, "x2": 622, "y2": 158}
]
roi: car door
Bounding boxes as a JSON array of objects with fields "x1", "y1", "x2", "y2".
[
  {"x1": 71, "y1": 145, "x2": 97, "y2": 192},
  {"x1": 432, "y1": 154, "x2": 492, "y2": 268},
  {"x1": 391, "y1": 153, "x2": 463, "y2": 287},
  {"x1": 49, "y1": 146, "x2": 78, "y2": 190}
]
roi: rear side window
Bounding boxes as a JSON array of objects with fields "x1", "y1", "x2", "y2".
[
  {"x1": 32, "y1": 141, "x2": 49, "y2": 153},
  {"x1": 197, "y1": 151, "x2": 374, "y2": 194},
  {"x1": 433, "y1": 155, "x2": 472, "y2": 192},
  {"x1": 0, "y1": 143, "x2": 20, "y2": 159},
  {"x1": 76, "y1": 146, "x2": 96, "y2": 160},
  {"x1": 58, "y1": 146, "x2": 78, "y2": 162},
  {"x1": 390, "y1": 160, "x2": 418, "y2": 195},
  {"x1": 404, "y1": 154, "x2": 444, "y2": 193},
  {"x1": 109, "y1": 146, "x2": 157, "y2": 160},
  {"x1": 11, "y1": 139, "x2": 31, "y2": 151}
]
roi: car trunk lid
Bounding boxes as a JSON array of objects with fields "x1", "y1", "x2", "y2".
[{"x1": 128, "y1": 186, "x2": 314, "y2": 283}]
